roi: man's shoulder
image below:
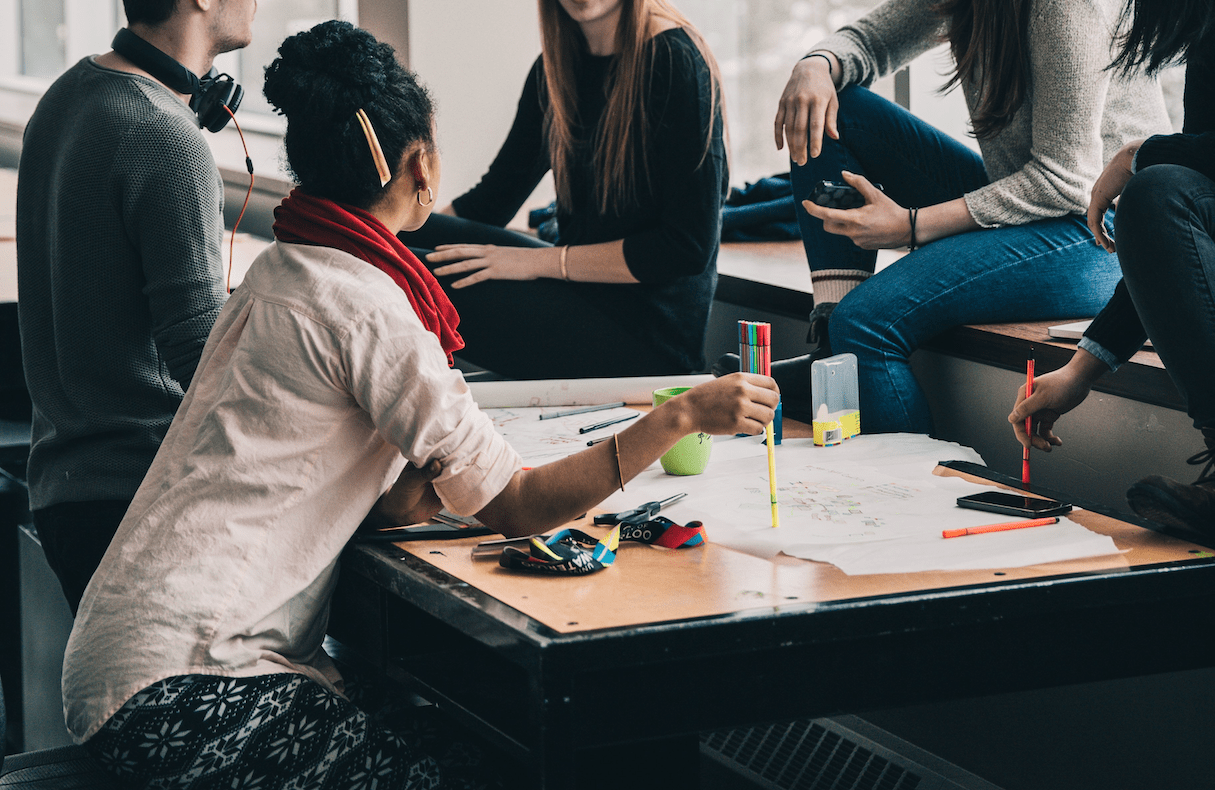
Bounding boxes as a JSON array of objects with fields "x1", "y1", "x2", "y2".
[{"x1": 33, "y1": 59, "x2": 205, "y2": 152}]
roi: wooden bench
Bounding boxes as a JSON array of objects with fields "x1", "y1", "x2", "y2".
[{"x1": 928, "y1": 321, "x2": 1179, "y2": 411}]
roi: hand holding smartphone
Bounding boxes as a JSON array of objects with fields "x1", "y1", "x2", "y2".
[
  {"x1": 807, "y1": 179, "x2": 884, "y2": 210},
  {"x1": 956, "y1": 490, "x2": 1072, "y2": 518}
]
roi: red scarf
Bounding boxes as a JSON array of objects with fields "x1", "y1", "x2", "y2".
[{"x1": 272, "y1": 189, "x2": 464, "y2": 364}]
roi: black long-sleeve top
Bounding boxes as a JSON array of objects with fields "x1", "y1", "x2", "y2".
[
  {"x1": 1082, "y1": 42, "x2": 1215, "y2": 366},
  {"x1": 451, "y1": 28, "x2": 727, "y2": 373}
]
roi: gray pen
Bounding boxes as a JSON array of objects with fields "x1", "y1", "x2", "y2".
[
  {"x1": 540, "y1": 402, "x2": 626, "y2": 420},
  {"x1": 578, "y1": 412, "x2": 639, "y2": 435}
]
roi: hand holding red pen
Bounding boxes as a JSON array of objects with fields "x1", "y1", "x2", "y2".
[{"x1": 1008, "y1": 352, "x2": 1107, "y2": 451}]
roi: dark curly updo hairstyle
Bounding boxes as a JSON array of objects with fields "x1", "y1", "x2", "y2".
[{"x1": 263, "y1": 20, "x2": 435, "y2": 208}]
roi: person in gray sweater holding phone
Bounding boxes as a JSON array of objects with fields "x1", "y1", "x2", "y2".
[{"x1": 717, "y1": 0, "x2": 1170, "y2": 435}]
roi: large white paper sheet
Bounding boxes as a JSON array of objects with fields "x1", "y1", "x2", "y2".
[
  {"x1": 590, "y1": 434, "x2": 1120, "y2": 575},
  {"x1": 480, "y1": 403, "x2": 1121, "y2": 575},
  {"x1": 484, "y1": 406, "x2": 642, "y2": 465},
  {"x1": 784, "y1": 516, "x2": 1119, "y2": 575}
]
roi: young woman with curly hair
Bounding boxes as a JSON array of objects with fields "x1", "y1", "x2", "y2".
[{"x1": 60, "y1": 20, "x2": 775, "y2": 789}]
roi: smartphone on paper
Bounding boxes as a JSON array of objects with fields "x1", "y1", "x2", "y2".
[
  {"x1": 807, "y1": 179, "x2": 884, "y2": 210},
  {"x1": 957, "y1": 491, "x2": 1072, "y2": 518}
]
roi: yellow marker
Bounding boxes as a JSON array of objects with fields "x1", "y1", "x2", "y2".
[{"x1": 765, "y1": 421, "x2": 779, "y2": 528}]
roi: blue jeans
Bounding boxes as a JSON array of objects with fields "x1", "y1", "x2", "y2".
[
  {"x1": 791, "y1": 87, "x2": 1122, "y2": 434},
  {"x1": 1116, "y1": 164, "x2": 1215, "y2": 444}
]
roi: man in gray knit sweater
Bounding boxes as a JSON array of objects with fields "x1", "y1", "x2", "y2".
[{"x1": 16, "y1": 0, "x2": 255, "y2": 612}]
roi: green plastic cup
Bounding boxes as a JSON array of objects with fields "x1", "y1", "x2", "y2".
[{"x1": 653, "y1": 386, "x2": 712, "y2": 475}]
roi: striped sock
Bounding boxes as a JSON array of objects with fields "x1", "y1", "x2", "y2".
[{"x1": 810, "y1": 269, "x2": 871, "y2": 305}]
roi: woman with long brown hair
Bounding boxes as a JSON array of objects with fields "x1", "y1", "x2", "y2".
[
  {"x1": 402, "y1": 0, "x2": 727, "y2": 380},
  {"x1": 720, "y1": 0, "x2": 1170, "y2": 434}
]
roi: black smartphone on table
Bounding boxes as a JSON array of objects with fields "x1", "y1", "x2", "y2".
[
  {"x1": 807, "y1": 179, "x2": 884, "y2": 210},
  {"x1": 956, "y1": 491, "x2": 1072, "y2": 518}
]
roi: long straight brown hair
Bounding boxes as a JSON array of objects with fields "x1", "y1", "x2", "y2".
[
  {"x1": 936, "y1": 0, "x2": 1033, "y2": 140},
  {"x1": 538, "y1": 0, "x2": 724, "y2": 215}
]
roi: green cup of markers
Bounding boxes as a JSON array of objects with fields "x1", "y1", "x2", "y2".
[{"x1": 653, "y1": 386, "x2": 712, "y2": 476}]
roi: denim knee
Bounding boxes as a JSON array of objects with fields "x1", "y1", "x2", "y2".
[
  {"x1": 1115, "y1": 165, "x2": 1211, "y2": 273},
  {"x1": 836, "y1": 84, "x2": 884, "y2": 117},
  {"x1": 827, "y1": 293, "x2": 879, "y2": 357}
]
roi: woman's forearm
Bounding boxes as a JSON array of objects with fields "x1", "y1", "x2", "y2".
[
  {"x1": 475, "y1": 404, "x2": 694, "y2": 536},
  {"x1": 475, "y1": 374, "x2": 780, "y2": 535},
  {"x1": 913, "y1": 197, "x2": 981, "y2": 244},
  {"x1": 560, "y1": 239, "x2": 639, "y2": 284}
]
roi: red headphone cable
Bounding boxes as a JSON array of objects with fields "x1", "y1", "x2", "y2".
[{"x1": 222, "y1": 104, "x2": 254, "y2": 293}]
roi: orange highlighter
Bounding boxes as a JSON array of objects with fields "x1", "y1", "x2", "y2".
[{"x1": 943, "y1": 516, "x2": 1059, "y2": 539}]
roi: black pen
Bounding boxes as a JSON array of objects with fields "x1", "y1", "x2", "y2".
[
  {"x1": 578, "y1": 412, "x2": 639, "y2": 435},
  {"x1": 587, "y1": 436, "x2": 613, "y2": 446}
]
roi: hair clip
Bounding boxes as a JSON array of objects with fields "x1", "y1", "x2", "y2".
[{"x1": 354, "y1": 108, "x2": 392, "y2": 188}]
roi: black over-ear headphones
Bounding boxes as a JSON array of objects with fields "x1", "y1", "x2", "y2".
[{"x1": 111, "y1": 28, "x2": 244, "y2": 133}]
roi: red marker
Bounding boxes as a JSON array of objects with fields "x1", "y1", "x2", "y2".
[
  {"x1": 1022, "y1": 349, "x2": 1034, "y2": 490},
  {"x1": 943, "y1": 516, "x2": 1059, "y2": 539}
]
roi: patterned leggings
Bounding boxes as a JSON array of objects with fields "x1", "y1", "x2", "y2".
[{"x1": 85, "y1": 673, "x2": 505, "y2": 789}]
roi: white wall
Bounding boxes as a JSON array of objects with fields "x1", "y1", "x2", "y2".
[{"x1": 407, "y1": 1, "x2": 554, "y2": 213}]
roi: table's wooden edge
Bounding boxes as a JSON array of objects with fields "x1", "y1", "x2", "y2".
[{"x1": 342, "y1": 534, "x2": 1215, "y2": 677}]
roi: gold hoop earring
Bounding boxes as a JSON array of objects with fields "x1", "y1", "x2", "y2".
[{"x1": 417, "y1": 187, "x2": 434, "y2": 207}]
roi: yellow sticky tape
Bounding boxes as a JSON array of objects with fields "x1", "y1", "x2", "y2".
[{"x1": 813, "y1": 409, "x2": 860, "y2": 447}]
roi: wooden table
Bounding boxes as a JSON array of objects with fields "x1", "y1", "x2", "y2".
[{"x1": 331, "y1": 424, "x2": 1215, "y2": 789}]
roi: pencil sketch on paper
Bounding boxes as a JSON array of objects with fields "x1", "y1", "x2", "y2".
[{"x1": 485, "y1": 406, "x2": 640, "y2": 465}]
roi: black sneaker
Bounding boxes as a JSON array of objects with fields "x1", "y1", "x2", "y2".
[
  {"x1": 806, "y1": 301, "x2": 836, "y2": 358},
  {"x1": 1126, "y1": 448, "x2": 1215, "y2": 539}
]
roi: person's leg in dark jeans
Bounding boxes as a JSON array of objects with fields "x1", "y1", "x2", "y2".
[
  {"x1": 1114, "y1": 165, "x2": 1215, "y2": 532},
  {"x1": 402, "y1": 212, "x2": 551, "y2": 251},
  {"x1": 401, "y1": 214, "x2": 682, "y2": 378},
  {"x1": 828, "y1": 211, "x2": 1120, "y2": 433},
  {"x1": 791, "y1": 86, "x2": 990, "y2": 313},
  {"x1": 32, "y1": 499, "x2": 130, "y2": 615},
  {"x1": 715, "y1": 86, "x2": 990, "y2": 399}
]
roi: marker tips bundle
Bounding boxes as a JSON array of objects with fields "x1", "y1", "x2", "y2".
[{"x1": 738, "y1": 320, "x2": 780, "y2": 528}]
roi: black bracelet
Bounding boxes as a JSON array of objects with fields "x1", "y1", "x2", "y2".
[
  {"x1": 908, "y1": 207, "x2": 919, "y2": 252},
  {"x1": 802, "y1": 52, "x2": 834, "y2": 78}
]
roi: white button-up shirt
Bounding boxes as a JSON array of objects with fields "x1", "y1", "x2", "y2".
[{"x1": 63, "y1": 241, "x2": 521, "y2": 742}]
